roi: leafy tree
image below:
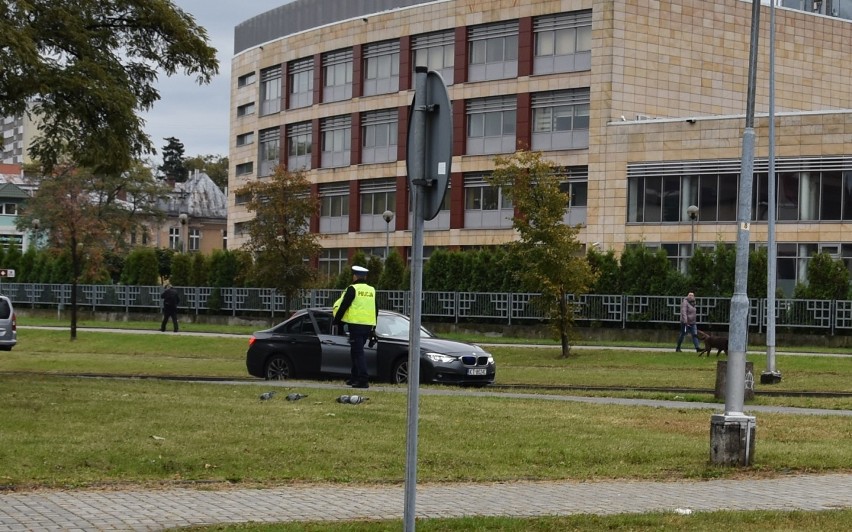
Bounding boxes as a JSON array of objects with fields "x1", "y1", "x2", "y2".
[
  {"x1": 159, "y1": 137, "x2": 188, "y2": 182},
  {"x1": 747, "y1": 247, "x2": 768, "y2": 299},
  {"x1": 155, "y1": 248, "x2": 175, "y2": 281},
  {"x1": 185, "y1": 154, "x2": 228, "y2": 191},
  {"x1": 795, "y1": 252, "x2": 850, "y2": 300},
  {"x1": 587, "y1": 248, "x2": 622, "y2": 294},
  {"x1": 0, "y1": 1, "x2": 218, "y2": 176},
  {"x1": 17, "y1": 162, "x2": 165, "y2": 337},
  {"x1": 208, "y1": 249, "x2": 238, "y2": 287},
  {"x1": 423, "y1": 248, "x2": 452, "y2": 290},
  {"x1": 366, "y1": 255, "x2": 384, "y2": 287},
  {"x1": 235, "y1": 168, "x2": 322, "y2": 298},
  {"x1": 120, "y1": 248, "x2": 158, "y2": 285},
  {"x1": 189, "y1": 252, "x2": 208, "y2": 287},
  {"x1": 170, "y1": 253, "x2": 191, "y2": 287},
  {"x1": 18, "y1": 248, "x2": 37, "y2": 283},
  {"x1": 487, "y1": 150, "x2": 594, "y2": 358},
  {"x1": 619, "y1": 244, "x2": 675, "y2": 295},
  {"x1": 233, "y1": 250, "x2": 255, "y2": 287},
  {"x1": 378, "y1": 251, "x2": 406, "y2": 290}
]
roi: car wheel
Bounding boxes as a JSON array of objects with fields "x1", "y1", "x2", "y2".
[
  {"x1": 391, "y1": 357, "x2": 408, "y2": 384},
  {"x1": 0, "y1": 346, "x2": 11, "y2": 351},
  {"x1": 265, "y1": 355, "x2": 293, "y2": 380}
]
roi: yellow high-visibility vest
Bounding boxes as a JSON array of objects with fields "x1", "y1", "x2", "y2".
[{"x1": 341, "y1": 283, "x2": 377, "y2": 326}]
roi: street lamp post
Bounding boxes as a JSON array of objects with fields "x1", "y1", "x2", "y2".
[
  {"x1": 31, "y1": 218, "x2": 40, "y2": 249},
  {"x1": 382, "y1": 210, "x2": 394, "y2": 260},
  {"x1": 687, "y1": 205, "x2": 699, "y2": 259},
  {"x1": 179, "y1": 213, "x2": 188, "y2": 254}
]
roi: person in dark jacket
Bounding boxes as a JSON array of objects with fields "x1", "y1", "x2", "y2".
[
  {"x1": 333, "y1": 265, "x2": 379, "y2": 389},
  {"x1": 676, "y1": 291, "x2": 700, "y2": 352},
  {"x1": 160, "y1": 282, "x2": 180, "y2": 333}
]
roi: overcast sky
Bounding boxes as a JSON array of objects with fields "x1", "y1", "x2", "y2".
[{"x1": 141, "y1": 1, "x2": 288, "y2": 162}]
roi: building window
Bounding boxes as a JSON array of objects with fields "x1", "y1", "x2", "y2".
[
  {"x1": 188, "y1": 228, "x2": 201, "y2": 252},
  {"x1": 237, "y1": 102, "x2": 255, "y2": 117},
  {"x1": 360, "y1": 178, "x2": 396, "y2": 232},
  {"x1": 626, "y1": 158, "x2": 852, "y2": 224},
  {"x1": 559, "y1": 166, "x2": 589, "y2": 226},
  {"x1": 466, "y1": 96, "x2": 516, "y2": 155},
  {"x1": 236, "y1": 132, "x2": 254, "y2": 146},
  {"x1": 468, "y1": 20, "x2": 518, "y2": 82},
  {"x1": 321, "y1": 115, "x2": 351, "y2": 168},
  {"x1": 319, "y1": 248, "x2": 349, "y2": 278},
  {"x1": 235, "y1": 162, "x2": 254, "y2": 176},
  {"x1": 363, "y1": 40, "x2": 399, "y2": 96},
  {"x1": 531, "y1": 89, "x2": 590, "y2": 151},
  {"x1": 0, "y1": 234, "x2": 23, "y2": 252},
  {"x1": 1, "y1": 203, "x2": 17, "y2": 215},
  {"x1": 237, "y1": 72, "x2": 256, "y2": 87},
  {"x1": 234, "y1": 222, "x2": 248, "y2": 237},
  {"x1": 319, "y1": 183, "x2": 350, "y2": 234},
  {"x1": 463, "y1": 173, "x2": 513, "y2": 229},
  {"x1": 234, "y1": 192, "x2": 251, "y2": 205},
  {"x1": 533, "y1": 10, "x2": 592, "y2": 74},
  {"x1": 258, "y1": 128, "x2": 280, "y2": 176},
  {"x1": 322, "y1": 49, "x2": 353, "y2": 103},
  {"x1": 259, "y1": 66, "x2": 282, "y2": 115},
  {"x1": 169, "y1": 226, "x2": 181, "y2": 250},
  {"x1": 288, "y1": 57, "x2": 314, "y2": 109},
  {"x1": 287, "y1": 121, "x2": 312, "y2": 171},
  {"x1": 361, "y1": 109, "x2": 398, "y2": 164},
  {"x1": 412, "y1": 30, "x2": 455, "y2": 84}
]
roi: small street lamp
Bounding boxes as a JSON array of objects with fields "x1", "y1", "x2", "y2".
[
  {"x1": 382, "y1": 210, "x2": 394, "y2": 260},
  {"x1": 687, "y1": 204, "x2": 699, "y2": 258},
  {"x1": 179, "y1": 213, "x2": 189, "y2": 254}
]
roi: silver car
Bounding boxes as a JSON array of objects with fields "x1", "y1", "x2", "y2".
[{"x1": 0, "y1": 295, "x2": 17, "y2": 350}]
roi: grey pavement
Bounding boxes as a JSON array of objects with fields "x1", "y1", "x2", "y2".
[{"x1": 1, "y1": 474, "x2": 850, "y2": 531}]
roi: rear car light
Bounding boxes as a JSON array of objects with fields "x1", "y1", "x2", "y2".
[{"x1": 11, "y1": 312, "x2": 15, "y2": 331}]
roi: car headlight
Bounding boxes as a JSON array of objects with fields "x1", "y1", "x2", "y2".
[{"x1": 424, "y1": 352, "x2": 456, "y2": 364}]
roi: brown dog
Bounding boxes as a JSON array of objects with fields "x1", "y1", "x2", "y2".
[{"x1": 696, "y1": 330, "x2": 728, "y2": 357}]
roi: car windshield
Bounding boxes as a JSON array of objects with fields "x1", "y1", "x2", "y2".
[{"x1": 376, "y1": 313, "x2": 432, "y2": 339}]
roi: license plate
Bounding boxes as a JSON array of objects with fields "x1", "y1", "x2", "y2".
[{"x1": 467, "y1": 368, "x2": 487, "y2": 376}]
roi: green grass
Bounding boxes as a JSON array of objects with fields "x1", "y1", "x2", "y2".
[
  {"x1": 1, "y1": 375, "x2": 850, "y2": 491},
  {"x1": 177, "y1": 509, "x2": 852, "y2": 531},
  {"x1": 4, "y1": 329, "x2": 850, "y2": 411}
]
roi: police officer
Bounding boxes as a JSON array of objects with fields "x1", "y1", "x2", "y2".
[{"x1": 333, "y1": 265, "x2": 378, "y2": 389}]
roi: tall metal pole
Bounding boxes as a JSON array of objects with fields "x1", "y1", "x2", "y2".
[
  {"x1": 403, "y1": 67, "x2": 428, "y2": 532},
  {"x1": 710, "y1": 0, "x2": 759, "y2": 466},
  {"x1": 762, "y1": 0, "x2": 781, "y2": 385}
]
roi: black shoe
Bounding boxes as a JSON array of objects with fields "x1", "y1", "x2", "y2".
[
  {"x1": 675, "y1": 348, "x2": 682, "y2": 352},
  {"x1": 351, "y1": 382, "x2": 369, "y2": 389},
  {"x1": 345, "y1": 378, "x2": 355, "y2": 385}
]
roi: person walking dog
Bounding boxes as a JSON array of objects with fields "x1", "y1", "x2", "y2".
[{"x1": 676, "y1": 291, "x2": 700, "y2": 352}]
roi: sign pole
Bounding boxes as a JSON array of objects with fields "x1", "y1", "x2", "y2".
[{"x1": 403, "y1": 66, "x2": 428, "y2": 532}]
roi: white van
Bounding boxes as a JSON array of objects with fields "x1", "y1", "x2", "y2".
[{"x1": 0, "y1": 295, "x2": 17, "y2": 350}]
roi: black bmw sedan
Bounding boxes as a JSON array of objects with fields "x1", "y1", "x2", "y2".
[{"x1": 246, "y1": 308, "x2": 496, "y2": 385}]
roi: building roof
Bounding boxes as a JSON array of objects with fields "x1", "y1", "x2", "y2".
[
  {"x1": 0, "y1": 182, "x2": 29, "y2": 200},
  {"x1": 160, "y1": 171, "x2": 227, "y2": 220}
]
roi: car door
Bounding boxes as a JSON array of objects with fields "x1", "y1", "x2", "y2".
[
  {"x1": 269, "y1": 314, "x2": 323, "y2": 375},
  {"x1": 317, "y1": 311, "x2": 379, "y2": 377}
]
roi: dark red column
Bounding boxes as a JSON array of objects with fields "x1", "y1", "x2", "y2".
[
  {"x1": 352, "y1": 44, "x2": 363, "y2": 98},
  {"x1": 450, "y1": 172, "x2": 464, "y2": 229},
  {"x1": 350, "y1": 112, "x2": 362, "y2": 166},
  {"x1": 395, "y1": 175, "x2": 409, "y2": 231},
  {"x1": 399, "y1": 36, "x2": 412, "y2": 91},
  {"x1": 452, "y1": 99, "x2": 466, "y2": 157},
  {"x1": 313, "y1": 54, "x2": 323, "y2": 104},
  {"x1": 454, "y1": 27, "x2": 467, "y2": 84},
  {"x1": 311, "y1": 119, "x2": 321, "y2": 169},
  {"x1": 348, "y1": 180, "x2": 360, "y2": 233},
  {"x1": 518, "y1": 17, "x2": 534, "y2": 77},
  {"x1": 516, "y1": 92, "x2": 531, "y2": 151},
  {"x1": 397, "y1": 106, "x2": 409, "y2": 161}
]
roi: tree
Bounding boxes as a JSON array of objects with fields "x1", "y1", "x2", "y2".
[
  {"x1": 16, "y1": 163, "x2": 166, "y2": 339},
  {"x1": 487, "y1": 150, "x2": 595, "y2": 358},
  {"x1": 378, "y1": 251, "x2": 406, "y2": 290},
  {"x1": 159, "y1": 137, "x2": 188, "y2": 182},
  {"x1": 235, "y1": 167, "x2": 322, "y2": 298},
  {"x1": 0, "y1": 0, "x2": 218, "y2": 176},
  {"x1": 185, "y1": 154, "x2": 228, "y2": 191}
]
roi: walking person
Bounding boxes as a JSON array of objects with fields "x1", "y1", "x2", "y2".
[
  {"x1": 160, "y1": 282, "x2": 180, "y2": 333},
  {"x1": 676, "y1": 291, "x2": 700, "y2": 352},
  {"x1": 333, "y1": 265, "x2": 378, "y2": 389}
]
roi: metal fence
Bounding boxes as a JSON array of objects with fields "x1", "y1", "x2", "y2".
[{"x1": 2, "y1": 282, "x2": 852, "y2": 334}]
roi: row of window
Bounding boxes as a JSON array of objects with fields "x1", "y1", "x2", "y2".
[
  {"x1": 234, "y1": 88, "x2": 590, "y2": 177},
  {"x1": 628, "y1": 169, "x2": 852, "y2": 223},
  {"x1": 235, "y1": 10, "x2": 592, "y2": 119}
]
